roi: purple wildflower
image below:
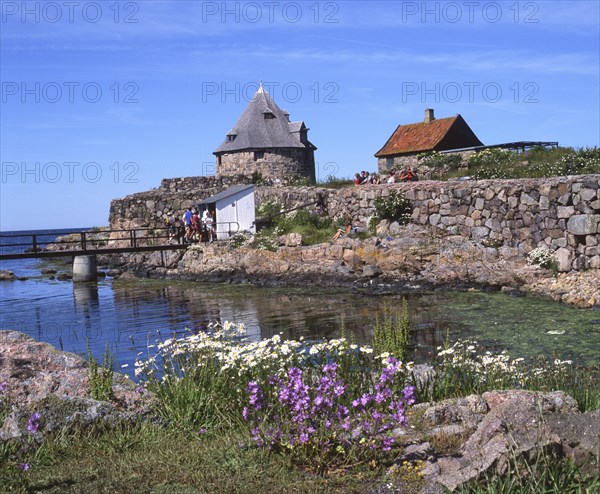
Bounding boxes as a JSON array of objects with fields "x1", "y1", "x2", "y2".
[
  {"x1": 333, "y1": 384, "x2": 345, "y2": 397},
  {"x1": 27, "y1": 412, "x2": 41, "y2": 434},
  {"x1": 20, "y1": 463, "x2": 30, "y2": 471},
  {"x1": 135, "y1": 386, "x2": 144, "y2": 394},
  {"x1": 268, "y1": 375, "x2": 282, "y2": 386},
  {"x1": 381, "y1": 436, "x2": 395, "y2": 451},
  {"x1": 390, "y1": 402, "x2": 407, "y2": 425},
  {"x1": 0, "y1": 382, "x2": 7, "y2": 393},
  {"x1": 247, "y1": 380, "x2": 264, "y2": 410},
  {"x1": 403, "y1": 385, "x2": 416, "y2": 405}
]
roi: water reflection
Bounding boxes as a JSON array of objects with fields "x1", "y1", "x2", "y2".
[
  {"x1": 1, "y1": 275, "x2": 598, "y2": 380},
  {"x1": 72, "y1": 282, "x2": 101, "y2": 346}
]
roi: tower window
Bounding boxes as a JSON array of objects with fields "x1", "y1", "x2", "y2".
[
  {"x1": 227, "y1": 134, "x2": 236, "y2": 142},
  {"x1": 254, "y1": 151, "x2": 265, "y2": 161}
]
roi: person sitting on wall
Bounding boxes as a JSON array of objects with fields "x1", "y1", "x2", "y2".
[
  {"x1": 332, "y1": 221, "x2": 368, "y2": 241},
  {"x1": 354, "y1": 173, "x2": 362, "y2": 186},
  {"x1": 332, "y1": 222, "x2": 352, "y2": 240},
  {"x1": 386, "y1": 169, "x2": 396, "y2": 184},
  {"x1": 399, "y1": 166, "x2": 418, "y2": 182}
]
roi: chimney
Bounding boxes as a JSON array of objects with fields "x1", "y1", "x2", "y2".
[{"x1": 424, "y1": 108, "x2": 435, "y2": 124}]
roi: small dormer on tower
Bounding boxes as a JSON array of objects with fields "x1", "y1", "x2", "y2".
[{"x1": 262, "y1": 108, "x2": 276, "y2": 119}]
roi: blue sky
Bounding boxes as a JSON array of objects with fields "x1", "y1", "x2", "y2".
[{"x1": 1, "y1": 0, "x2": 599, "y2": 231}]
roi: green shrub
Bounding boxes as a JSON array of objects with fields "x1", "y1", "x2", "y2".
[
  {"x1": 88, "y1": 343, "x2": 114, "y2": 402},
  {"x1": 527, "y1": 247, "x2": 557, "y2": 271},
  {"x1": 463, "y1": 146, "x2": 600, "y2": 181},
  {"x1": 286, "y1": 174, "x2": 314, "y2": 186},
  {"x1": 372, "y1": 190, "x2": 413, "y2": 225},
  {"x1": 229, "y1": 232, "x2": 248, "y2": 249},
  {"x1": 251, "y1": 228, "x2": 281, "y2": 251},
  {"x1": 256, "y1": 199, "x2": 283, "y2": 219},
  {"x1": 252, "y1": 171, "x2": 269, "y2": 185},
  {"x1": 527, "y1": 146, "x2": 600, "y2": 176},
  {"x1": 418, "y1": 151, "x2": 462, "y2": 171},
  {"x1": 468, "y1": 148, "x2": 517, "y2": 179}
]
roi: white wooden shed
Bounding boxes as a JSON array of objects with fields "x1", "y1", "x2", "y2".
[{"x1": 196, "y1": 184, "x2": 256, "y2": 240}]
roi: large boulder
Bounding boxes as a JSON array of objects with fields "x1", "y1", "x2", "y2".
[
  {"x1": 412, "y1": 390, "x2": 599, "y2": 492},
  {"x1": 0, "y1": 331, "x2": 156, "y2": 440}
]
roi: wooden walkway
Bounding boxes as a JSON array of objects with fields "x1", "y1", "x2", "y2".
[{"x1": 0, "y1": 228, "x2": 189, "y2": 260}]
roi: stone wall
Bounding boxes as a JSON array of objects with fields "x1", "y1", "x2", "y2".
[
  {"x1": 159, "y1": 174, "x2": 252, "y2": 193},
  {"x1": 108, "y1": 174, "x2": 600, "y2": 271},
  {"x1": 217, "y1": 147, "x2": 315, "y2": 181}
]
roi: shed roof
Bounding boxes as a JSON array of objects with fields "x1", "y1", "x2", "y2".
[
  {"x1": 214, "y1": 86, "x2": 313, "y2": 154},
  {"x1": 374, "y1": 114, "x2": 483, "y2": 157},
  {"x1": 197, "y1": 184, "x2": 254, "y2": 205}
]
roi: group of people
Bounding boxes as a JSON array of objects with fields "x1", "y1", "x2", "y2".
[
  {"x1": 385, "y1": 166, "x2": 419, "y2": 183},
  {"x1": 355, "y1": 166, "x2": 419, "y2": 185},
  {"x1": 166, "y1": 207, "x2": 217, "y2": 244},
  {"x1": 354, "y1": 170, "x2": 382, "y2": 185}
]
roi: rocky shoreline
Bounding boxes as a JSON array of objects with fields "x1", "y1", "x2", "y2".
[{"x1": 99, "y1": 223, "x2": 599, "y2": 309}]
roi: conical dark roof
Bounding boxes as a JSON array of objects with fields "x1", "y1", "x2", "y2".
[{"x1": 214, "y1": 86, "x2": 309, "y2": 154}]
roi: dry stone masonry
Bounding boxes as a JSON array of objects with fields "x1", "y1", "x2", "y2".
[{"x1": 109, "y1": 174, "x2": 599, "y2": 272}]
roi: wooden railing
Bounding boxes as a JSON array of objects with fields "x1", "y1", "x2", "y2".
[{"x1": 0, "y1": 222, "x2": 241, "y2": 260}]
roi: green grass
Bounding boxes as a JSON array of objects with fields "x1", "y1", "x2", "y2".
[
  {"x1": 2, "y1": 423, "x2": 385, "y2": 494},
  {"x1": 284, "y1": 223, "x2": 338, "y2": 245},
  {"x1": 457, "y1": 450, "x2": 600, "y2": 494},
  {"x1": 317, "y1": 176, "x2": 355, "y2": 189},
  {"x1": 254, "y1": 207, "x2": 339, "y2": 246}
]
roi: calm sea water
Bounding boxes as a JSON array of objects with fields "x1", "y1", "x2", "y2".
[{"x1": 1, "y1": 229, "x2": 599, "y2": 380}]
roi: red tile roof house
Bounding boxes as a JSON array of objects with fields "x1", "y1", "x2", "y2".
[{"x1": 374, "y1": 108, "x2": 484, "y2": 176}]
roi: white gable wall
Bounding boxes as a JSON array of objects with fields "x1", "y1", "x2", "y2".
[{"x1": 215, "y1": 189, "x2": 256, "y2": 240}]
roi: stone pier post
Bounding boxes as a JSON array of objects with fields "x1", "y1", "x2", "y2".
[{"x1": 72, "y1": 255, "x2": 98, "y2": 282}]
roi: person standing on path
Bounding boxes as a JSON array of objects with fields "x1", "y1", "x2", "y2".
[{"x1": 183, "y1": 207, "x2": 193, "y2": 243}]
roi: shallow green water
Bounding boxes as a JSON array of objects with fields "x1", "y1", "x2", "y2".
[{"x1": 408, "y1": 291, "x2": 600, "y2": 366}]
